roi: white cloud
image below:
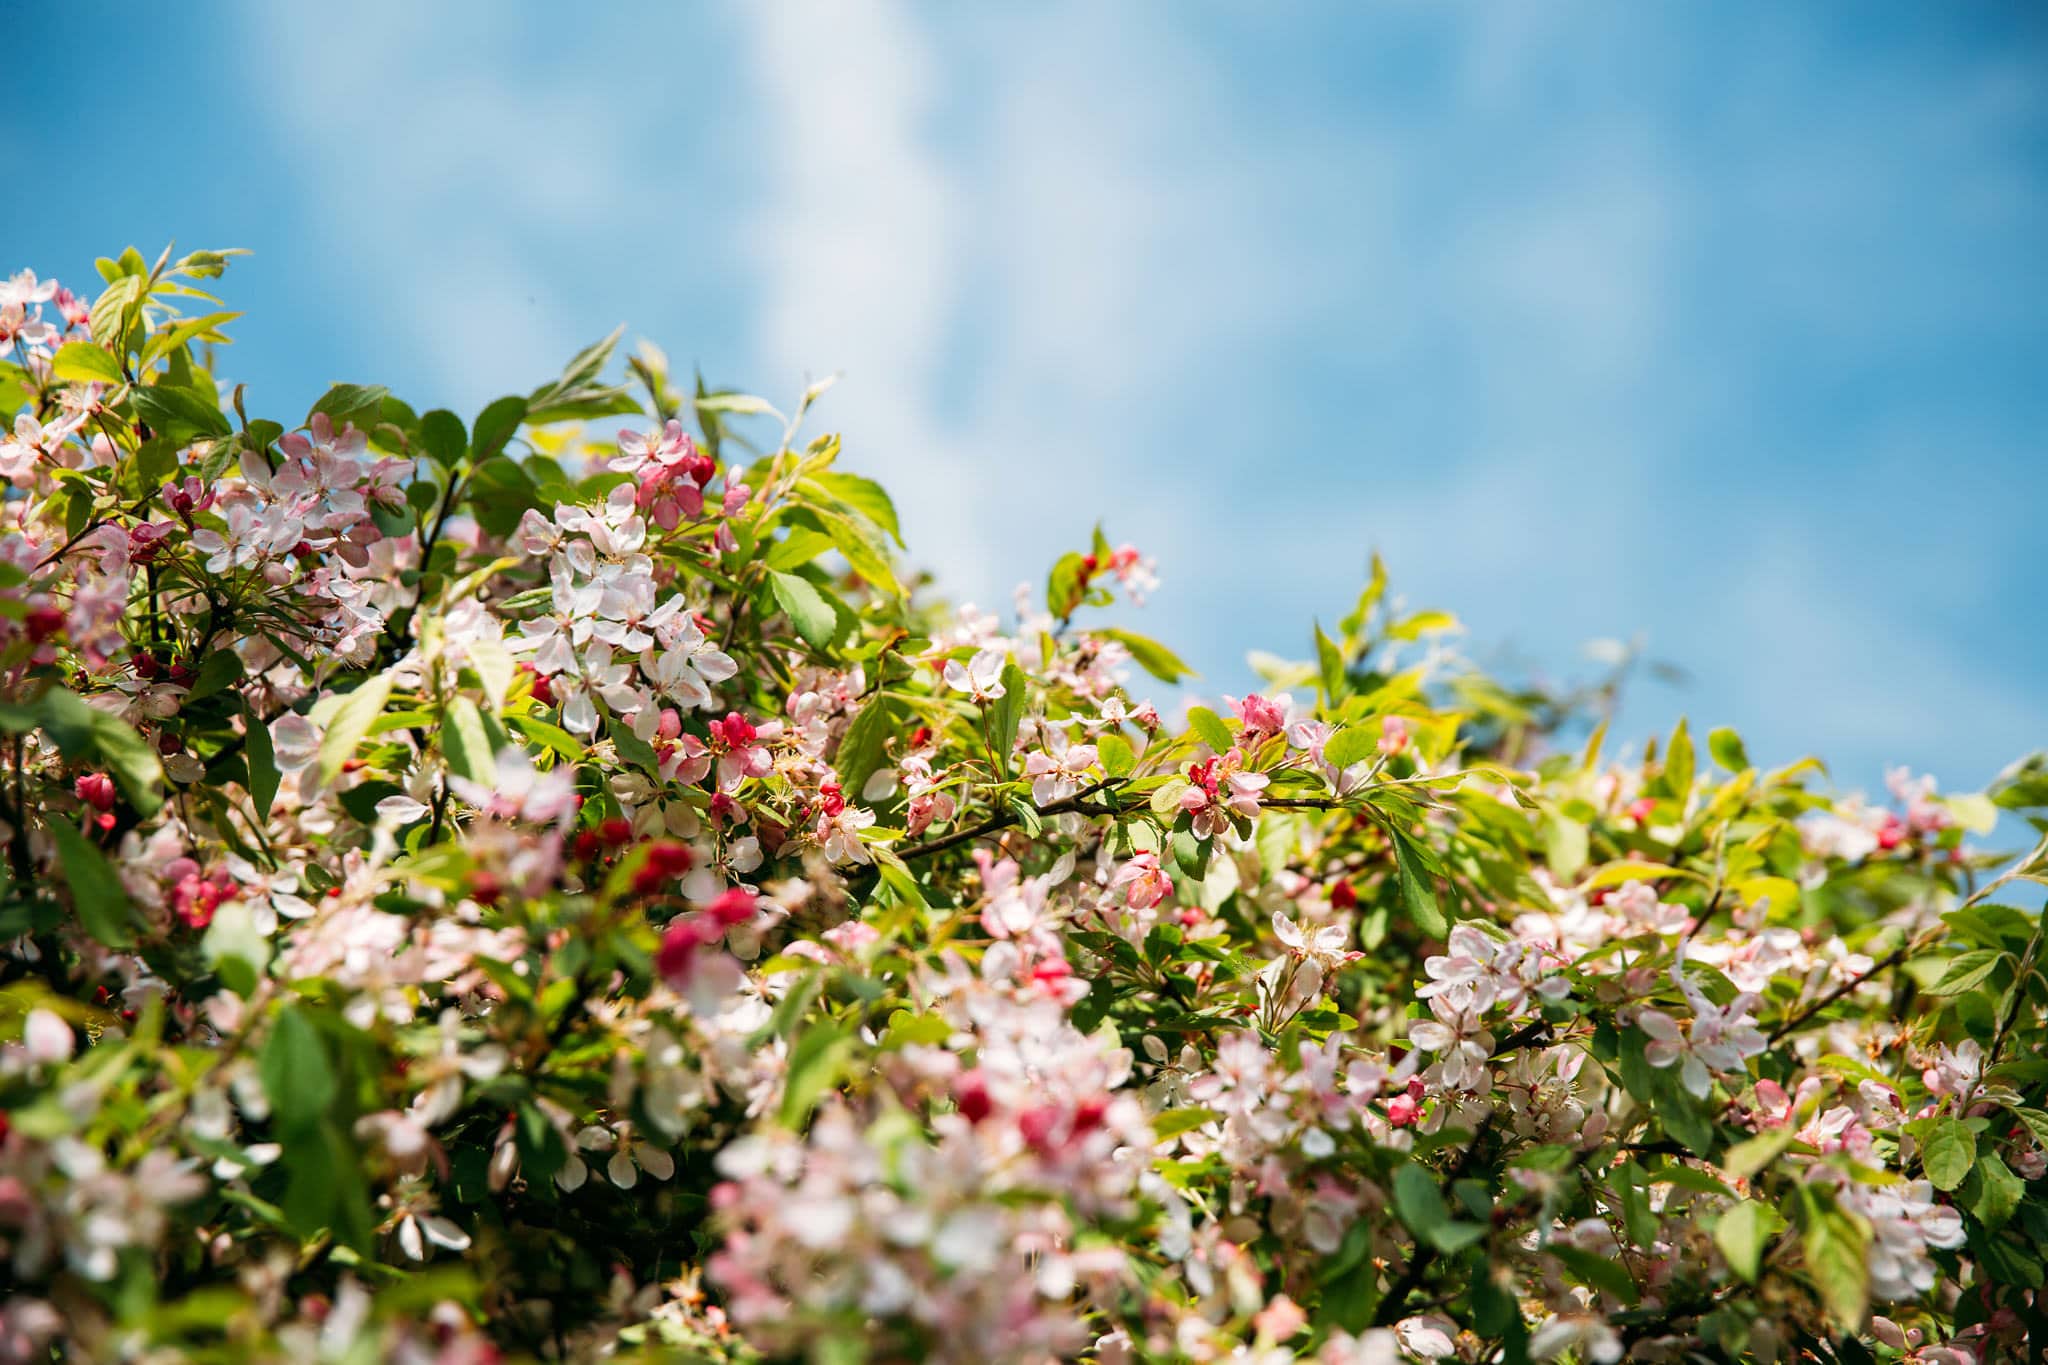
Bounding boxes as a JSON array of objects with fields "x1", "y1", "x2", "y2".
[{"x1": 229, "y1": 0, "x2": 2043, "y2": 790}]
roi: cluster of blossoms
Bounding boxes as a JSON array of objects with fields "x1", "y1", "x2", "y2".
[{"x1": 0, "y1": 251, "x2": 2043, "y2": 1364}]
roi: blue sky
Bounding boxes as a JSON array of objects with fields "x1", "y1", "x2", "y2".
[{"x1": 6, "y1": 2, "x2": 2044, "y2": 803}]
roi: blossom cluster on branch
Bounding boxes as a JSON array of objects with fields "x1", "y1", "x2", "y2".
[{"x1": 0, "y1": 247, "x2": 2045, "y2": 1364}]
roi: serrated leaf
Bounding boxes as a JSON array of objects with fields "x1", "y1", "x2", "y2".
[
  {"x1": 1922, "y1": 1117, "x2": 1975, "y2": 1191},
  {"x1": 1964, "y1": 1152, "x2": 2025, "y2": 1227},
  {"x1": 1394, "y1": 834, "x2": 1449, "y2": 939},
  {"x1": 1186, "y1": 706, "x2": 1233, "y2": 754},
  {"x1": 768, "y1": 570, "x2": 838, "y2": 649},
  {"x1": 307, "y1": 383, "x2": 388, "y2": 433},
  {"x1": 132, "y1": 382, "x2": 231, "y2": 442},
  {"x1": 469, "y1": 395, "x2": 528, "y2": 462},
  {"x1": 417, "y1": 409, "x2": 467, "y2": 466},
  {"x1": 1390, "y1": 1162, "x2": 1448, "y2": 1240},
  {"x1": 51, "y1": 341, "x2": 123, "y2": 386},
  {"x1": 1925, "y1": 948, "x2": 2006, "y2": 997},
  {"x1": 1322, "y1": 724, "x2": 1376, "y2": 772}
]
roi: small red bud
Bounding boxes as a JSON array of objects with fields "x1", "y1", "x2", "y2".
[
  {"x1": 955, "y1": 1068, "x2": 993, "y2": 1123},
  {"x1": 74, "y1": 772, "x2": 117, "y2": 813},
  {"x1": 706, "y1": 887, "x2": 757, "y2": 927}
]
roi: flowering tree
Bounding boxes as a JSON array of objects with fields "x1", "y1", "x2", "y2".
[{"x1": 0, "y1": 246, "x2": 2045, "y2": 1364}]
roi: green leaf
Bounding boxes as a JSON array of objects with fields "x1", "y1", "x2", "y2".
[
  {"x1": 1922, "y1": 1117, "x2": 1976, "y2": 1191},
  {"x1": 811, "y1": 472, "x2": 903, "y2": 547},
  {"x1": 1322, "y1": 724, "x2": 1376, "y2": 772},
  {"x1": 506, "y1": 713, "x2": 583, "y2": 761},
  {"x1": 132, "y1": 382, "x2": 231, "y2": 441},
  {"x1": 307, "y1": 383, "x2": 389, "y2": 433},
  {"x1": 1720, "y1": 1125, "x2": 1797, "y2": 1182},
  {"x1": 441, "y1": 696, "x2": 496, "y2": 786},
  {"x1": 1314, "y1": 620, "x2": 1346, "y2": 699},
  {"x1": 1543, "y1": 811, "x2": 1589, "y2": 882},
  {"x1": 1708, "y1": 726, "x2": 1750, "y2": 772},
  {"x1": 470, "y1": 395, "x2": 528, "y2": 462},
  {"x1": 989, "y1": 663, "x2": 1028, "y2": 771},
  {"x1": 1801, "y1": 1194, "x2": 1869, "y2": 1334},
  {"x1": 768, "y1": 570, "x2": 839, "y2": 650},
  {"x1": 50, "y1": 819, "x2": 134, "y2": 948},
  {"x1": 1186, "y1": 706, "x2": 1234, "y2": 754},
  {"x1": 464, "y1": 456, "x2": 543, "y2": 538},
  {"x1": 51, "y1": 341, "x2": 123, "y2": 386},
  {"x1": 778, "y1": 1021, "x2": 854, "y2": 1129},
  {"x1": 201, "y1": 898, "x2": 270, "y2": 998},
  {"x1": 1095, "y1": 628, "x2": 1195, "y2": 684},
  {"x1": 1151, "y1": 1107, "x2": 1221, "y2": 1140},
  {"x1": 245, "y1": 703, "x2": 279, "y2": 817},
  {"x1": 317, "y1": 673, "x2": 394, "y2": 784},
  {"x1": 1394, "y1": 834, "x2": 1449, "y2": 939},
  {"x1": 1963, "y1": 1152, "x2": 2025, "y2": 1227},
  {"x1": 834, "y1": 697, "x2": 893, "y2": 798},
  {"x1": 1550, "y1": 1243, "x2": 1640, "y2": 1305},
  {"x1": 416, "y1": 409, "x2": 467, "y2": 466},
  {"x1": 87, "y1": 709, "x2": 164, "y2": 815},
  {"x1": 1663, "y1": 717, "x2": 1695, "y2": 798},
  {"x1": 184, "y1": 648, "x2": 244, "y2": 703},
  {"x1": 260, "y1": 1006, "x2": 337, "y2": 1130},
  {"x1": 1714, "y1": 1199, "x2": 1785, "y2": 1283},
  {"x1": 1926, "y1": 949, "x2": 2006, "y2": 997},
  {"x1": 814, "y1": 506, "x2": 901, "y2": 597},
  {"x1": 526, "y1": 327, "x2": 637, "y2": 424},
  {"x1": 1047, "y1": 551, "x2": 1088, "y2": 619},
  {"x1": 1390, "y1": 1162, "x2": 1448, "y2": 1240},
  {"x1": 36, "y1": 686, "x2": 95, "y2": 758},
  {"x1": 1098, "y1": 733, "x2": 1136, "y2": 778}
]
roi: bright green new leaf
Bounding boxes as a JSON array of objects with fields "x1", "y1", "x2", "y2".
[{"x1": 1186, "y1": 706, "x2": 1233, "y2": 754}]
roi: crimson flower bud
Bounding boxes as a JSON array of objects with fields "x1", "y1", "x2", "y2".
[
  {"x1": 706, "y1": 887, "x2": 757, "y2": 927},
  {"x1": 954, "y1": 1068, "x2": 993, "y2": 1124},
  {"x1": 75, "y1": 773, "x2": 116, "y2": 813}
]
